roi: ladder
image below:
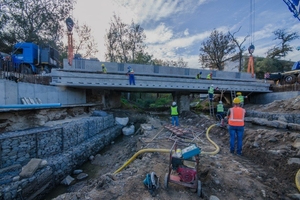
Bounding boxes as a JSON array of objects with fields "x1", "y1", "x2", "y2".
[
  {"x1": 208, "y1": 100, "x2": 214, "y2": 117},
  {"x1": 230, "y1": 90, "x2": 236, "y2": 103}
]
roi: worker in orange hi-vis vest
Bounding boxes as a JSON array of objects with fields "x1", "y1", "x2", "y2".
[{"x1": 225, "y1": 97, "x2": 246, "y2": 156}]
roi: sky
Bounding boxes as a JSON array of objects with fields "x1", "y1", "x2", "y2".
[{"x1": 72, "y1": 0, "x2": 300, "y2": 69}]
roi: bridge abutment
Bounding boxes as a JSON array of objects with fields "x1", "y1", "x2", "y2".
[{"x1": 173, "y1": 92, "x2": 190, "y2": 113}]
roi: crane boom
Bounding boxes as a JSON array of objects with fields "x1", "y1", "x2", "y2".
[{"x1": 282, "y1": 0, "x2": 300, "y2": 21}]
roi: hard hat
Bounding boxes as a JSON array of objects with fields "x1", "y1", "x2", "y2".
[
  {"x1": 211, "y1": 84, "x2": 214, "y2": 87},
  {"x1": 233, "y1": 97, "x2": 241, "y2": 104},
  {"x1": 172, "y1": 102, "x2": 176, "y2": 106},
  {"x1": 101, "y1": 64, "x2": 104, "y2": 66},
  {"x1": 219, "y1": 101, "x2": 222, "y2": 104},
  {"x1": 237, "y1": 92, "x2": 242, "y2": 95}
]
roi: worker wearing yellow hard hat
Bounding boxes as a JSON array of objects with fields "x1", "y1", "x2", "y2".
[
  {"x1": 236, "y1": 92, "x2": 247, "y2": 107},
  {"x1": 225, "y1": 97, "x2": 246, "y2": 156}
]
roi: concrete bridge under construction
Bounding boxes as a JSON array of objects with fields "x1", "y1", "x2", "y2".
[{"x1": 0, "y1": 59, "x2": 273, "y2": 112}]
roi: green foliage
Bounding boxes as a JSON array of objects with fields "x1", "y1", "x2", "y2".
[
  {"x1": 242, "y1": 56, "x2": 294, "y2": 79},
  {"x1": 266, "y1": 29, "x2": 299, "y2": 59},
  {"x1": 0, "y1": 0, "x2": 74, "y2": 53},
  {"x1": 199, "y1": 29, "x2": 236, "y2": 70}
]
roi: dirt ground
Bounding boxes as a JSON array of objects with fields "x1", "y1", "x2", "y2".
[{"x1": 51, "y1": 96, "x2": 300, "y2": 200}]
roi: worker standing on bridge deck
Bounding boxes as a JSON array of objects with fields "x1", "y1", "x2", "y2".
[
  {"x1": 102, "y1": 64, "x2": 107, "y2": 74},
  {"x1": 127, "y1": 66, "x2": 135, "y2": 85},
  {"x1": 225, "y1": 97, "x2": 246, "y2": 156},
  {"x1": 170, "y1": 101, "x2": 179, "y2": 126},
  {"x1": 206, "y1": 72, "x2": 212, "y2": 80},
  {"x1": 196, "y1": 71, "x2": 202, "y2": 79},
  {"x1": 236, "y1": 92, "x2": 247, "y2": 108}
]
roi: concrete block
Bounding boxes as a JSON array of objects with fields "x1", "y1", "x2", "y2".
[{"x1": 19, "y1": 158, "x2": 42, "y2": 178}]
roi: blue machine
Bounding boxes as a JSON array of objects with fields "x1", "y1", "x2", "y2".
[{"x1": 11, "y1": 42, "x2": 60, "y2": 74}]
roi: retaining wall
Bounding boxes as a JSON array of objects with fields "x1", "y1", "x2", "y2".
[
  {"x1": 0, "y1": 113, "x2": 122, "y2": 200},
  {"x1": 0, "y1": 79, "x2": 86, "y2": 105}
]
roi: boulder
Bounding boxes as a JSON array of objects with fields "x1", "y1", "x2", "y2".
[
  {"x1": 115, "y1": 117, "x2": 129, "y2": 126},
  {"x1": 122, "y1": 125, "x2": 135, "y2": 136}
]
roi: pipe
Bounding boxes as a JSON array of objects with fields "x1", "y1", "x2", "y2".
[
  {"x1": 0, "y1": 103, "x2": 61, "y2": 109},
  {"x1": 201, "y1": 124, "x2": 220, "y2": 155},
  {"x1": 113, "y1": 124, "x2": 220, "y2": 174},
  {"x1": 296, "y1": 169, "x2": 300, "y2": 191},
  {"x1": 113, "y1": 149, "x2": 172, "y2": 174}
]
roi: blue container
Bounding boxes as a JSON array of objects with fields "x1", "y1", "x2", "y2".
[{"x1": 181, "y1": 144, "x2": 201, "y2": 159}]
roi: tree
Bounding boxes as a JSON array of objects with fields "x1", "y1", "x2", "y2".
[
  {"x1": 73, "y1": 21, "x2": 99, "y2": 58},
  {"x1": 267, "y1": 29, "x2": 299, "y2": 59},
  {"x1": 105, "y1": 14, "x2": 146, "y2": 63},
  {"x1": 0, "y1": 0, "x2": 75, "y2": 53},
  {"x1": 199, "y1": 29, "x2": 236, "y2": 70},
  {"x1": 228, "y1": 27, "x2": 249, "y2": 72}
]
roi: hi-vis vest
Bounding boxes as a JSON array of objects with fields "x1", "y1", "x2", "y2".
[
  {"x1": 237, "y1": 95, "x2": 244, "y2": 103},
  {"x1": 217, "y1": 104, "x2": 224, "y2": 112},
  {"x1": 171, "y1": 106, "x2": 178, "y2": 116},
  {"x1": 228, "y1": 107, "x2": 245, "y2": 126},
  {"x1": 208, "y1": 87, "x2": 214, "y2": 94}
]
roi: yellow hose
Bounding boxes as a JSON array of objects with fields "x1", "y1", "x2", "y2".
[
  {"x1": 201, "y1": 124, "x2": 220, "y2": 155},
  {"x1": 113, "y1": 124, "x2": 220, "y2": 174},
  {"x1": 113, "y1": 149, "x2": 172, "y2": 174},
  {"x1": 295, "y1": 169, "x2": 300, "y2": 191}
]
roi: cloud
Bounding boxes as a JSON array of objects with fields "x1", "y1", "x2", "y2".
[{"x1": 144, "y1": 23, "x2": 173, "y2": 44}]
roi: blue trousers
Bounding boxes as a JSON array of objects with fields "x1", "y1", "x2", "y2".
[
  {"x1": 208, "y1": 93, "x2": 213, "y2": 101},
  {"x1": 228, "y1": 125, "x2": 244, "y2": 155},
  {"x1": 129, "y1": 74, "x2": 135, "y2": 85},
  {"x1": 171, "y1": 116, "x2": 179, "y2": 126}
]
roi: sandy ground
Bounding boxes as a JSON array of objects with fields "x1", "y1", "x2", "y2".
[{"x1": 51, "y1": 96, "x2": 300, "y2": 200}]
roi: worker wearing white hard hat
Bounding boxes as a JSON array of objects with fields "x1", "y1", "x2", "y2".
[
  {"x1": 208, "y1": 85, "x2": 215, "y2": 102},
  {"x1": 216, "y1": 101, "x2": 224, "y2": 121}
]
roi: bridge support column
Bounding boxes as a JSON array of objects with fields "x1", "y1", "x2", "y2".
[
  {"x1": 87, "y1": 90, "x2": 121, "y2": 109},
  {"x1": 173, "y1": 92, "x2": 190, "y2": 113}
]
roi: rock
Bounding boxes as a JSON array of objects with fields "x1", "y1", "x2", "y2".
[
  {"x1": 73, "y1": 169, "x2": 83, "y2": 175},
  {"x1": 140, "y1": 124, "x2": 153, "y2": 132},
  {"x1": 210, "y1": 195, "x2": 220, "y2": 200},
  {"x1": 268, "y1": 120, "x2": 287, "y2": 129},
  {"x1": 268, "y1": 136, "x2": 278, "y2": 142},
  {"x1": 122, "y1": 125, "x2": 135, "y2": 136},
  {"x1": 12, "y1": 176, "x2": 20, "y2": 182},
  {"x1": 115, "y1": 117, "x2": 129, "y2": 126},
  {"x1": 292, "y1": 138, "x2": 300, "y2": 149},
  {"x1": 77, "y1": 173, "x2": 88, "y2": 180},
  {"x1": 253, "y1": 141, "x2": 260, "y2": 148},
  {"x1": 278, "y1": 116, "x2": 287, "y2": 122},
  {"x1": 19, "y1": 158, "x2": 42, "y2": 178},
  {"x1": 288, "y1": 158, "x2": 300, "y2": 165},
  {"x1": 39, "y1": 160, "x2": 48, "y2": 168},
  {"x1": 91, "y1": 110, "x2": 108, "y2": 117},
  {"x1": 91, "y1": 154, "x2": 103, "y2": 166},
  {"x1": 61, "y1": 175, "x2": 75, "y2": 185},
  {"x1": 89, "y1": 155, "x2": 95, "y2": 161},
  {"x1": 288, "y1": 123, "x2": 300, "y2": 131}
]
